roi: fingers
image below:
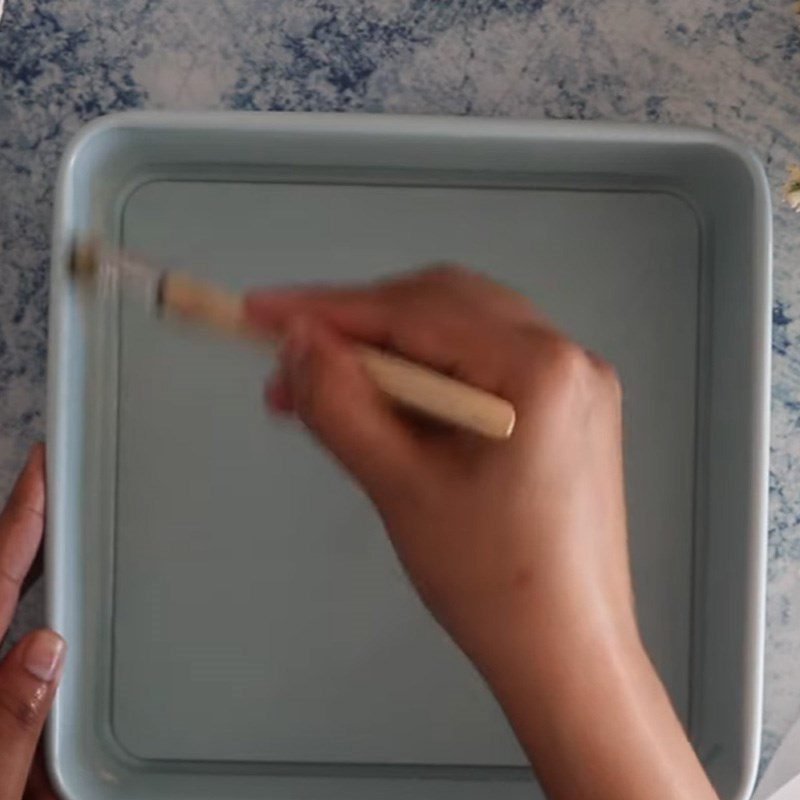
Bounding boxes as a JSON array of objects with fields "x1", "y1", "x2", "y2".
[
  {"x1": 0, "y1": 629, "x2": 65, "y2": 800},
  {"x1": 0, "y1": 449, "x2": 62, "y2": 800},
  {"x1": 279, "y1": 317, "x2": 423, "y2": 502},
  {"x1": 0, "y1": 445, "x2": 45, "y2": 638},
  {"x1": 264, "y1": 375, "x2": 294, "y2": 415},
  {"x1": 244, "y1": 266, "x2": 532, "y2": 393},
  {"x1": 24, "y1": 746, "x2": 60, "y2": 800}
]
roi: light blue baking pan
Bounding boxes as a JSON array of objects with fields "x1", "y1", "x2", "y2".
[{"x1": 46, "y1": 112, "x2": 770, "y2": 800}]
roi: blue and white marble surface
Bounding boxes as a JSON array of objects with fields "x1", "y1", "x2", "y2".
[{"x1": 0, "y1": 0, "x2": 798, "y2": 774}]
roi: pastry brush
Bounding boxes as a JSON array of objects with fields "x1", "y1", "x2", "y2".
[{"x1": 69, "y1": 240, "x2": 516, "y2": 440}]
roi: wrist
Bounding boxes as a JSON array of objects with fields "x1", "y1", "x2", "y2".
[
  {"x1": 471, "y1": 605, "x2": 713, "y2": 800},
  {"x1": 470, "y1": 587, "x2": 644, "y2": 697}
]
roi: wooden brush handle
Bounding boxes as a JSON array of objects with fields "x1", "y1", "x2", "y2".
[
  {"x1": 161, "y1": 273, "x2": 516, "y2": 440},
  {"x1": 353, "y1": 346, "x2": 515, "y2": 439}
]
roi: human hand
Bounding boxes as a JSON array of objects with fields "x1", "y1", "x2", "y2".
[
  {"x1": 245, "y1": 266, "x2": 717, "y2": 800},
  {"x1": 246, "y1": 266, "x2": 632, "y2": 670},
  {"x1": 0, "y1": 445, "x2": 65, "y2": 800}
]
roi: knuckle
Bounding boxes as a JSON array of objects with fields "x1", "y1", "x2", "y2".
[
  {"x1": 596, "y1": 358, "x2": 622, "y2": 398},
  {"x1": 379, "y1": 264, "x2": 469, "y2": 303},
  {"x1": 419, "y1": 262, "x2": 469, "y2": 283},
  {"x1": 510, "y1": 328, "x2": 623, "y2": 414},
  {"x1": 515, "y1": 329, "x2": 595, "y2": 396},
  {"x1": 1, "y1": 499, "x2": 40, "y2": 531},
  {"x1": 483, "y1": 283, "x2": 538, "y2": 321},
  {"x1": 583, "y1": 350, "x2": 623, "y2": 401},
  {"x1": 0, "y1": 572, "x2": 21, "y2": 608},
  {"x1": 0, "y1": 557, "x2": 22, "y2": 588},
  {"x1": 542, "y1": 335, "x2": 591, "y2": 385},
  {"x1": 0, "y1": 682, "x2": 47, "y2": 731},
  {"x1": 503, "y1": 292, "x2": 537, "y2": 320}
]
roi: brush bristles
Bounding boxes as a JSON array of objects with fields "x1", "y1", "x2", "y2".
[
  {"x1": 68, "y1": 239, "x2": 161, "y2": 309},
  {"x1": 69, "y1": 239, "x2": 101, "y2": 279}
]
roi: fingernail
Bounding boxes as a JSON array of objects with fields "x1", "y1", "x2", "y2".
[{"x1": 24, "y1": 630, "x2": 65, "y2": 682}]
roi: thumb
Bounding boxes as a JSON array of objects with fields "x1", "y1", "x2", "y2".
[
  {"x1": 280, "y1": 317, "x2": 421, "y2": 501},
  {"x1": 0, "y1": 629, "x2": 65, "y2": 800}
]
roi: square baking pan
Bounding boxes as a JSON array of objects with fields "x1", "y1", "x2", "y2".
[{"x1": 46, "y1": 112, "x2": 770, "y2": 800}]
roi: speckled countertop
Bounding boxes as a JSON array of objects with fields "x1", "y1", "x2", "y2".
[{"x1": 0, "y1": 0, "x2": 798, "y2": 775}]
